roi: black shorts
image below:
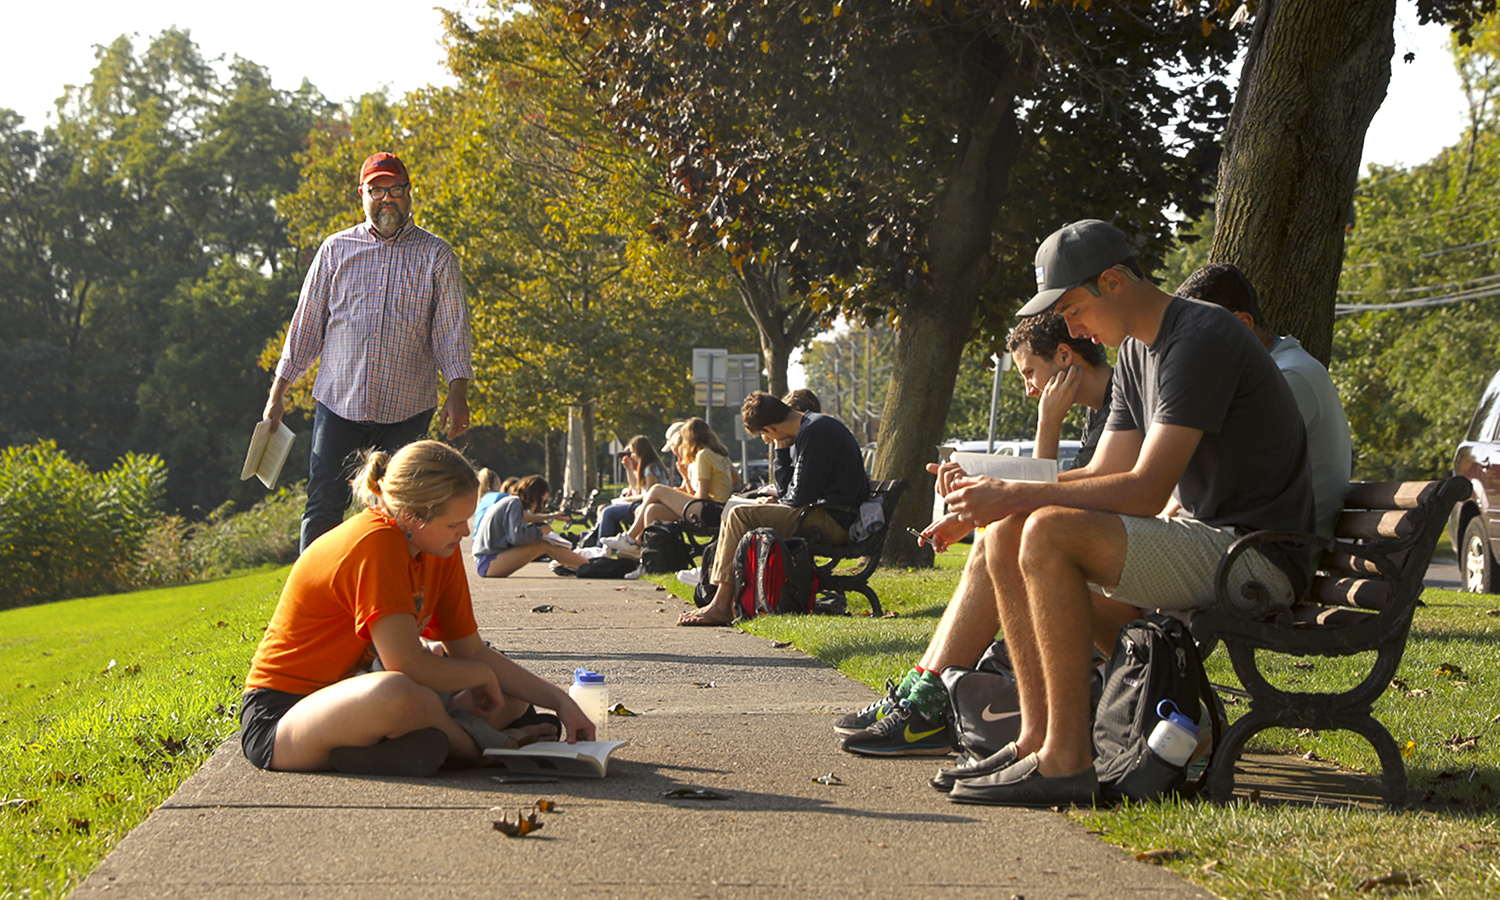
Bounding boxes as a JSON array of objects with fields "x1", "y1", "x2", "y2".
[{"x1": 239, "y1": 688, "x2": 308, "y2": 770}]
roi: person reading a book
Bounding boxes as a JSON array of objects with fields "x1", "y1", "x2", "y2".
[
  {"x1": 473, "y1": 475, "x2": 593, "y2": 577},
  {"x1": 239, "y1": 441, "x2": 595, "y2": 778},
  {"x1": 591, "y1": 435, "x2": 672, "y2": 545},
  {"x1": 602, "y1": 418, "x2": 737, "y2": 558},
  {"x1": 262, "y1": 151, "x2": 474, "y2": 555},
  {"x1": 678, "y1": 392, "x2": 868, "y2": 626},
  {"x1": 836, "y1": 312, "x2": 1114, "y2": 759},
  {"x1": 846, "y1": 221, "x2": 1314, "y2": 807}
]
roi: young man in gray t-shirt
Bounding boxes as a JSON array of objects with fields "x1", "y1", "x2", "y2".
[{"x1": 919, "y1": 220, "x2": 1314, "y2": 808}]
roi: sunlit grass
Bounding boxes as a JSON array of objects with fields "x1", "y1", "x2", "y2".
[{"x1": 0, "y1": 568, "x2": 286, "y2": 899}]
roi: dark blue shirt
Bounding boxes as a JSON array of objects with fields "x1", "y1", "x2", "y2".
[{"x1": 773, "y1": 412, "x2": 869, "y2": 526}]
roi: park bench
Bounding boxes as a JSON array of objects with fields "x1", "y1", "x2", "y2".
[
  {"x1": 1190, "y1": 476, "x2": 1471, "y2": 806},
  {"x1": 795, "y1": 478, "x2": 909, "y2": 618}
]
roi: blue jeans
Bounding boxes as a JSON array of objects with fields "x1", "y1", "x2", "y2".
[
  {"x1": 597, "y1": 501, "x2": 640, "y2": 540},
  {"x1": 302, "y1": 402, "x2": 433, "y2": 554}
]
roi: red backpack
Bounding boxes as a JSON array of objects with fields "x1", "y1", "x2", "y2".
[{"x1": 731, "y1": 527, "x2": 819, "y2": 619}]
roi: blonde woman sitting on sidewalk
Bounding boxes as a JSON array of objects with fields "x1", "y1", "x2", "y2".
[
  {"x1": 603, "y1": 417, "x2": 735, "y2": 557},
  {"x1": 473, "y1": 475, "x2": 593, "y2": 577},
  {"x1": 238, "y1": 441, "x2": 595, "y2": 778}
]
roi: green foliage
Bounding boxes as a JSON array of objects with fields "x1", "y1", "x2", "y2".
[
  {"x1": 0, "y1": 569, "x2": 284, "y2": 899},
  {"x1": 0, "y1": 29, "x2": 331, "y2": 517},
  {"x1": 0, "y1": 442, "x2": 165, "y2": 609},
  {"x1": 132, "y1": 486, "x2": 304, "y2": 588},
  {"x1": 1335, "y1": 19, "x2": 1500, "y2": 480}
]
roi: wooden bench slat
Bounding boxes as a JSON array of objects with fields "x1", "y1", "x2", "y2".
[
  {"x1": 1320, "y1": 547, "x2": 1411, "y2": 578},
  {"x1": 1335, "y1": 509, "x2": 1415, "y2": 540},
  {"x1": 1341, "y1": 481, "x2": 1440, "y2": 510},
  {"x1": 1291, "y1": 603, "x2": 1376, "y2": 629},
  {"x1": 1312, "y1": 575, "x2": 1393, "y2": 611}
]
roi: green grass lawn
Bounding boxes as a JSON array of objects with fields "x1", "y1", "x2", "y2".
[
  {"x1": 655, "y1": 546, "x2": 1500, "y2": 899},
  {"x1": 0, "y1": 567, "x2": 286, "y2": 899}
]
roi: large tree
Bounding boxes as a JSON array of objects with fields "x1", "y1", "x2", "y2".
[
  {"x1": 1211, "y1": 0, "x2": 1498, "y2": 363},
  {"x1": 554, "y1": 0, "x2": 1242, "y2": 563}
]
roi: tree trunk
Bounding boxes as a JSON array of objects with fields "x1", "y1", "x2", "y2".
[
  {"x1": 1211, "y1": 0, "x2": 1396, "y2": 365},
  {"x1": 733, "y1": 260, "x2": 818, "y2": 398},
  {"x1": 874, "y1": 47, "x2": 1025, "y2": 568},
  {"x1": 545, "y1": 430, "x2": 565, "y2": 491}
]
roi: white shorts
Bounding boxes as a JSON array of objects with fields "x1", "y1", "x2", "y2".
[{"x1": 1106, "y1": 514, "x2": 1294, "y2": 612}]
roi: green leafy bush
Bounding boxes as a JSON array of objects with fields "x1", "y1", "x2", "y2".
[
  {"x1": 133, "y1": 485, "x2": 305, "y2": 587},
  {"x1": 0, "y1": 442, "x2": 166, "y2": 608}
]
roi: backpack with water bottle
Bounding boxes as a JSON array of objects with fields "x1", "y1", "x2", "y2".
[{"x1": 1092, "y1": 612, "x2": 1226, "y2": 803}]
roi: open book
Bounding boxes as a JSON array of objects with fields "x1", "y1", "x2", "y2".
[
  {"x1": 240, "y1": 420, "x2": 296, "y2": 489},
  {"x1": 483, "y1": 740, "x2": 628, "y2": 778},
  {"x1": 931, "y1": 448, "x2": 1058, "y2": 522}
]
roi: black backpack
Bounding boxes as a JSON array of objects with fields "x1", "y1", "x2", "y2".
[
  {"x1": 640, "y1": 523, "x2": 695, "y2": 574},
  {"x1": 575, "y1": 557, "x2": 639, "y2": 579},
  {"x1": 731, "y1": 527, "x2": 818, "y2": 618},
  {"x1": 1092, "y1": 612, "x2": 1224, "y2": 803},
  {"x1": 692, "y1": 540, "x2": 719, "y2": 607}
]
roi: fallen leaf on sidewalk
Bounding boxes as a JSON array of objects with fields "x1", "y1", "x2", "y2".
[
  {"x1": 813, "y1": 773, "x2": 844, "y2": 785},
  {"x1": 692, "y1": 681, "x2": 716, "y2": 688},
  {"x1": 534, "y1": 798, "x2": 558, "y2": 813},
  {"x1": 660, "y1": 788, "x2": 731, "y2": 800},
  {"x1": 771, "y1": 640, "x2": 792, "y2": 648},
  {"x1": 1358, "y1": 871, "x2": 1421, "y2": 891},
  {"x1": 1135, "y1": 848, "x2": 1184, "y2": 864},
  {"x1": 531, "y1": 605, "x2": 554, "y2": 613},
  {"x1": 493, "y1": 810, "x2": 544, "y2": 837},
  {"x1": 608, "y1": 703, "x2": 637, "y2": 716}
]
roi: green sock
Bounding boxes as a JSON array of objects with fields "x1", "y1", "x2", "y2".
[
  {"x1": 904, "y1": 671, "x2": 948, "y2": 720},
  {"x1": 894, "y1": 668, "x2": 921, "y2": 699}
]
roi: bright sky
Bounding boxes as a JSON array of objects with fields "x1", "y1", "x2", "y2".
[{"x1": 1, "y1": 3, "x2": 1472, "y2": 173}]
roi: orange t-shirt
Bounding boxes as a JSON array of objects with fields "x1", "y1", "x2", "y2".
[{"x1": 245, "y1": 508, "x2": 478, "y2": 695}]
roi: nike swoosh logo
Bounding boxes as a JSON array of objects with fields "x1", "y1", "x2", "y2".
[
  {"x1": 904, "y1": 724, "x2": 946, "y2": 742},
  {"x1": 980, "y1": 706, "x2": 1021, "y2": 723}
]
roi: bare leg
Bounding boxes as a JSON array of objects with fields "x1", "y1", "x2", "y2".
[
  {"x1": 270, "y1": 671, "x2": 482, "y2": 771},
  {"x1": 627, "y1": 484, "x2": 694, "y2": 540},
  {"x1": 1014, "y1": 507, "x2": 1128, "y2": 777},
  {"x1": 917, "y1": 530, "x2": 1007, "y2": 672},
  {"x1": 480, "y1": 540, "x2": 592, "y2": 577},
  {"x1": 1091, "y1": 591, "x2": 1140, "y2": 656}
]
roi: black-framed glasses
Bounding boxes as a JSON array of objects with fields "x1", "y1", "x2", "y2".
[{"x1": 364, "y1": 183, "x2": 410, "y2": 200}]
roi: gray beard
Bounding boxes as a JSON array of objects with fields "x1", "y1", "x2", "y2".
[{"x1": 371, "y1": 207, "x2": 405, "y2": 235}]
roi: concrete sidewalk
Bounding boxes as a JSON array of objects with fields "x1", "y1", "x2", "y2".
[{"x1": 72, "y1": 563, "x2": 1211, "y2": 899}]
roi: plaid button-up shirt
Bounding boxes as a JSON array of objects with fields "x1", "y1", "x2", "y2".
[{"x1": 276, "y1": 219, "x2": 473, "y2": 424}]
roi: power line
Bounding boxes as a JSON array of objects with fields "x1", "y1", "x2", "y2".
[{"x1": 1335, "y1": 281, "x2": 1500, "y2": 315}]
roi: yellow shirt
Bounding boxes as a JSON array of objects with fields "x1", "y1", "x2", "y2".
[{"x1": 691, "y1": 449, "x2": 735, "y2": 502}]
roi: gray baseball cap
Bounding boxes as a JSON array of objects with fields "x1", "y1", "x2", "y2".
[{"x1": 1017, "y1": 219, "x2": 1132, "y2": 317}]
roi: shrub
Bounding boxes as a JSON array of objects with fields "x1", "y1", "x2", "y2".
[
  {"x1": 0, "y1": 442, "x2": 166, "y2": 608},
  {"x1": 133, "y1": 484, "x2": 304, "y2": 587}
]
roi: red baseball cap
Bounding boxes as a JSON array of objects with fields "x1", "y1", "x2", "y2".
[{"x1": 359, "y1": 151, "x2": 409, "y2": 185}]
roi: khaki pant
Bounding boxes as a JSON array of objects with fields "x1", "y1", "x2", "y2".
[{"x1": 710, "y1": 503, "x2": 848, "y2": 586}]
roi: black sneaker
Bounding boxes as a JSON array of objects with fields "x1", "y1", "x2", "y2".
[
  {"x1": 840, "y1": 701, "x2": 952, "y2": 757},
  {"x1": 832, "y1": 679, "x2": 902, "y2": 736}
]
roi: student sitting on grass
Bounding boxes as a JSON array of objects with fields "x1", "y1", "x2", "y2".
[
  {"x1": 239, "y1": 441, "x2": 595, "y2": 777},
  {"x1": 473, "y1": 475, "x2": 593, "y2": 577}
]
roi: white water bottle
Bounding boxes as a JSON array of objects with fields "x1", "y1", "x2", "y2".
[
  {"x1": 1147, "y1": 700, "x2": 1200, "y2": 767},
  {"x1": 568, "y1": 669, "x2": 609, "y2": 740}
]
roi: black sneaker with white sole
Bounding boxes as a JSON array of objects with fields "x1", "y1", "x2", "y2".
[
  {"x1": 832, "y1": 679, "x2": 902, "y2": 736},
  {"x1": 839, "y1": 701, "x2": 952, "y2": 757}
]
